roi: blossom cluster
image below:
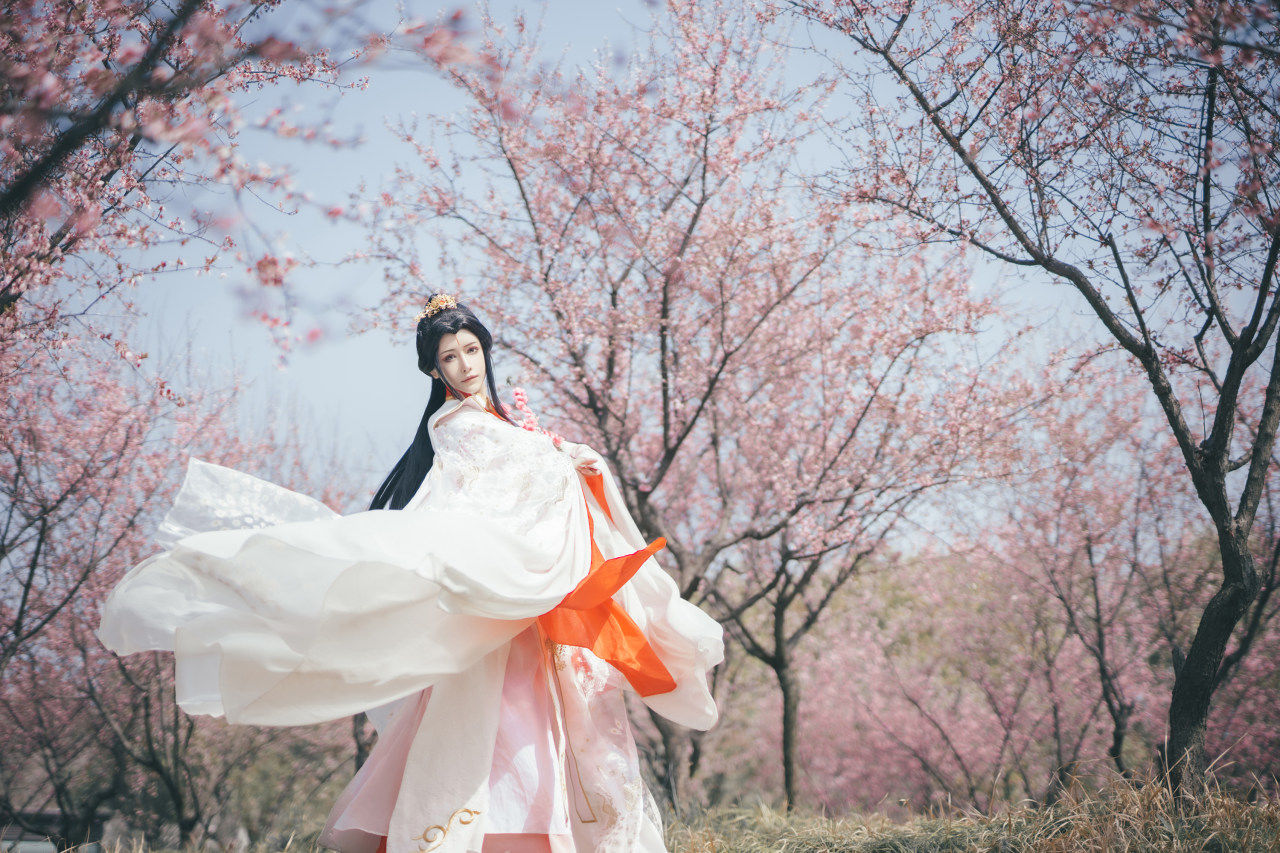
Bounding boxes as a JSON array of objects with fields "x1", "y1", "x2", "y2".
[{"x1": 510, "y1": 387, "x2": 563, "y2": 449}]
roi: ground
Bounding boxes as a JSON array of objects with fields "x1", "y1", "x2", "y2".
[{"x1": 664, "y1": 782, "x2": 1280, "y2": 852}]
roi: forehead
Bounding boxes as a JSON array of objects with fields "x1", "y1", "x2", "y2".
[{"x1": 436, "y1": 329, "x2": 481, "y2": 353}]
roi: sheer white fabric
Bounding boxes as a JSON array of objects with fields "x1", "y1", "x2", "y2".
[
  {"x1": 153, "y1": 459, "x2": 336, "y2": 549},
  {"x1": 97, "y1": 394, "x2": 722, "y2": 853}
]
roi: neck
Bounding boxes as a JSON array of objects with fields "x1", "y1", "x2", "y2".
[
  {"x1": 445, "y1": 385, "x2": 495, "y2": 414},
  {"x1": 445, "y1": 385, "x2": 486, "y2": 401}
]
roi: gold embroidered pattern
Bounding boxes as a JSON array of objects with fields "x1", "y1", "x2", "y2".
[
  {"x1": 597, "y1": 795, "x2": 619, "y2": 830},
  {"x1": 544, "y1": 636, "x2": 569, "y2": 671},
  {"x1": 413, "y1": 807, "x2": 481, "y2": 851}
]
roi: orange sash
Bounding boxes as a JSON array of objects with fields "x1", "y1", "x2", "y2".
[{"x1": 536, "y1": 473, "x2": 677, "y2": 697}]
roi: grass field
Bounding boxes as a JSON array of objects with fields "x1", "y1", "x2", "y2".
[
  {"x1": 66, "y1": 780, "x2": 1280, "y2": 852},
  {"x1": 665, "y1": 782, "x2": 1280, "y2": 852}
]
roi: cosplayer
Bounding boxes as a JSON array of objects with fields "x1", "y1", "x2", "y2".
[{"x1": 98, "y1": 294, "x2": 723, "y2": 853}]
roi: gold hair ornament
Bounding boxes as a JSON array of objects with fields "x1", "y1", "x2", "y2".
[{"x1": 415, "y1": 294, "x2": 458, "y2": 323}]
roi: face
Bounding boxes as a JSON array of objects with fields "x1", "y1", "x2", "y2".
[{"x1": 431, "y1": 329, "x2": 487, "y2": 399}]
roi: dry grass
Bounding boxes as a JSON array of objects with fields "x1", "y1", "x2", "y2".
[
  {"x1": 72, "y1": 780, "x2": 1280, "y2": 852},
  {"x1": 666, "y1": 781, "x2": 1280, "y2": 852}
]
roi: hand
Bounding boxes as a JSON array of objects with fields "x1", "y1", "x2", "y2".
[{"x1": 563, "y1": 441, "x2": 603, "y2": 477}]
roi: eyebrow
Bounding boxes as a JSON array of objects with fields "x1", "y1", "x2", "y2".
[{"x1": 437, "y1": 339, "x2": 480, "y2": 356}]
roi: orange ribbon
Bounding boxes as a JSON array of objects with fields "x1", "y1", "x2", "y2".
[{"x1": 536, "y1": 473, "x2": 677, "y2": 697}]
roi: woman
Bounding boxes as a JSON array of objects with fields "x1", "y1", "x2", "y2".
[{"x1": 97, "y1": 294, "x2": 723, "y2": 853}]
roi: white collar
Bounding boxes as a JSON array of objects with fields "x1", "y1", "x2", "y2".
[{"x1": 429, "y1": 393, "x2": 492, "y2": 430}]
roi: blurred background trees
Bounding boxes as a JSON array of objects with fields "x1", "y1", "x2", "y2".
[{"x1": 2, "y1": 0, "x2": 1277, "y2": 845}]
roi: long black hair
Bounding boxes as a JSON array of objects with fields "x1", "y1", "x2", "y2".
[{"x1": 368, "y1": 295, "x2": 515, "y2": 510}]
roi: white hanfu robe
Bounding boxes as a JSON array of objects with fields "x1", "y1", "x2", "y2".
[{"x1": 97, "y1": 394, "x2": 723, "y2": 853}]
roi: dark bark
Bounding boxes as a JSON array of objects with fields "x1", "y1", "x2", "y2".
[
  {"x1": 1107, "y1": 706, "x2": 1133, "y2": 778},
  {"x1": 647, "y1": 712, "x2": 692, "y2": 818},
  {"x1": 1165, "y1": 532, "x2": 1260, "y2": 794},
  {"x1": 353, "y1": 712, "x2": 376, "y2": 771},
  {"x1": 1043, "y1": 761, "x2": 1077, "y2": 806},
  {"x1": 773, "y1": 653, "x2": 801, "y2": 809}
]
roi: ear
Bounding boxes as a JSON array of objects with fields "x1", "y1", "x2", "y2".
[{"x1": 428, "y1": 369, "x2": 439, "y2": 380}]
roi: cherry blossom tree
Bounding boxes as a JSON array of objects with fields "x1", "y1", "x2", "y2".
[
  {"x1": 1086, "y1": 0, "x2": 1280, "y2": 63},
  {"x1": 982, "y1": 375, "x2": 1187, "y2": 782},
  {"x1": 0, "y1": 337, "x2": 209, "y2": 846},
  {"x1": 1, "y1": 0, "x2": 485, "y2": 365},
  {"x1": 0, "y1": 340, "x2": 183, "y2": 679},
  {"x1": 698, "y1": 245, "x2": 1025, "y2": 807},
  {"x1": 801, "y1": 551, "x2": 1106, "y2": 811},
  {"x1": 1, "y1": 0, "x2": 343, "y2": 348},
  {"x1": 0, "y1": 335, "x2": 357, "y2": 847},
  {"x1": 351, "y1": 0, "x2": 1025, "y2": 809},
  {"x1": 788, "y1": 0, "x2": 1280, "y2": 795},
  {"x1": 75, "y1": 629, "x2": 351, "y2": 847},
  {"x1": 4, "y1": 602, "x2": 351, "y2": 848},
  {"x1": 734, "y1": 359, "x2": 1280, "y2": 809},
  {"x1": 0, "y1": 634, "x2": 130, "y2": 850}
]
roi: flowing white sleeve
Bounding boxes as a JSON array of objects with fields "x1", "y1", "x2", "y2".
[
  {"x1": 154, "y1": 458, "x2": 338, "y2": 549},
  {"x1": 422, "y1": 407, "x2": 591, "y2": 618},
  {"x1": 97, "y1": 407, "x2": 594, "y2": 727},
  {"x1": 566, "y1": 443, "x2": 725, "y2": 732}
]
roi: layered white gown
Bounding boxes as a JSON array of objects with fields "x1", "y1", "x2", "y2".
[{"x1": 97, "y1": 394, "x2": 723, "y2": 853}]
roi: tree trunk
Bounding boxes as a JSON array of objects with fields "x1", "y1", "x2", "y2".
[
  {"x1": 1043, "y1": 761, "x2": 1077, "y2": 806},
  {"x1": 1166, "y1": 531, "x2": 1259, "y2": 796},
  {"x1": 177, "y1": 813, "x2": 200, "y2": 848},
  {"x1": 353, "y1": 712, "x2": 376, "y2": 770},
  {"x1": 50, "y1": 814, "x2": 96, "y2": 853},
  {"x1": 1106, "y1": 702, "x2": 1132, "y2": 778},
  {"x1": 774, "y1": 655, "x2": 800, "y2": 810},
  {"x1": 648, "y1": 712, "x2": 693, "y2": 818}
]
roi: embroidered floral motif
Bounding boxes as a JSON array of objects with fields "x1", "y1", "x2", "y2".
[
  {"x1": 413, "y1": 807, "x2": 481, "y2": 852},
  {"x1": 596, "y1": 794, "x2": 619, "y2": 831},
  {"x1": 427, "y1": 406, "x2": 576, "y2": 557},
  {"x1": 154, "y1": 459, "x2": 335, "y2": 555}
]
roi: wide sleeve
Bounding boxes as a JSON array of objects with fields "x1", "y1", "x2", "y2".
[
  {"x1": 421, "y1": 405, "x2": 592, "y2": 619},
  {"x1": 565, "y1": 443, "x2": 725, "y2": 732},
  {"x1": 96, "y1": 406, "x2": 596, "y2": 727},
  {"x1": 153, "y1": 458, "x2": 339, "y2": 548}
]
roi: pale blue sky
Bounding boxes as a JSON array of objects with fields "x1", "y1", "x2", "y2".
[
  {"x1": 126, "y1": 1, "x2": 1081, "y2": 509},
  {"x1": 129, "y1": 2, "x2": 668, "y2": 505}
]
